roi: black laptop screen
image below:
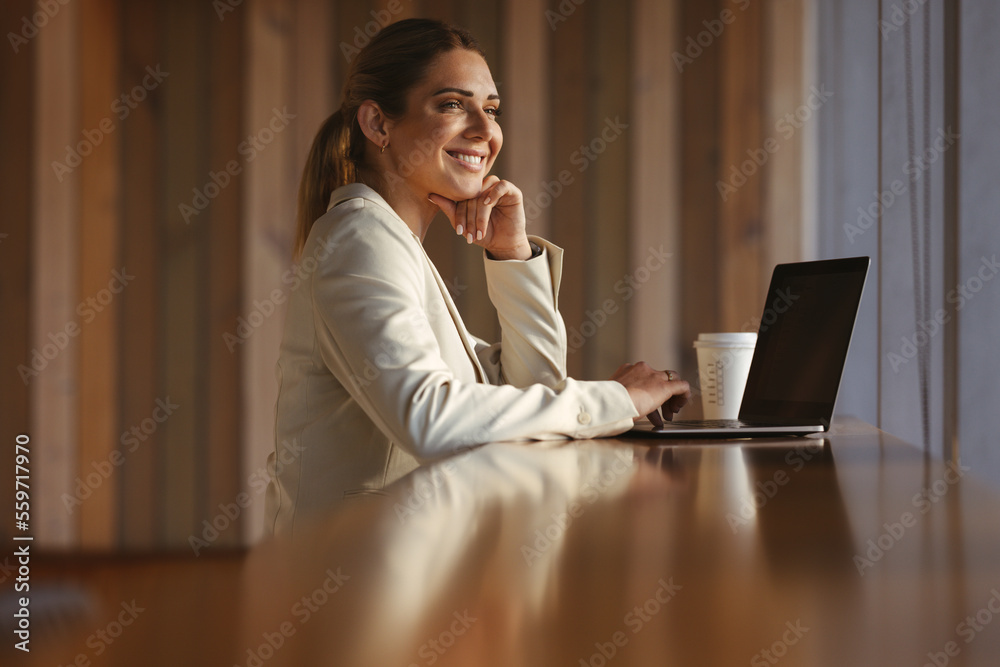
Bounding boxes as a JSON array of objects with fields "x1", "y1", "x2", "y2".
[{"x1": 739, "y1": 257, "x2": 869, "y2": 426}]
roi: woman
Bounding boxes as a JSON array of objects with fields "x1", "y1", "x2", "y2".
[{"x1": 265, "y1": 18, "x2": 689, "y2": 535}]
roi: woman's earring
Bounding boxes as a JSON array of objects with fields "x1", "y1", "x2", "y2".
[{"x1": 380, "y1": 142, "x2": 388, "y2": 154}]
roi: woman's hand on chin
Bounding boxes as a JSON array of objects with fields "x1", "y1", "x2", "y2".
[{"x1": 428, "y1": 176, "x2": 532, "y2": 260}]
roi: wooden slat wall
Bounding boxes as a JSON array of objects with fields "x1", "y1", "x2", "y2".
[
  {"x1": 119, "y1": 0, "x2": 161, "y2": 549},
  {"x1": 718, "y1": 0, "x2": 765, "y2": 331},
  {"x1": 161, "y1": 0, "x2": 207, "y2": 546},
  {"x1": 763, "y1": 0, "x2": 808, "y2": 266},
  {"x1": 679, "y1": 0, "x2": 723, "y2": 384},
  {"x1": 588, "y1": 0, "x2": 632, "y2": 380},
  {"x1": 502, "y1": 0, "x2": 550, "y2": 240},
  {"x1": 241, "y1": 0, "x2": 299, "y2": 544},
  {"x1": 0, "y1": 0, "x2": 35, "y2": 542},
  {"x1": 548, "y1": 0, "x2": 590, "y2": 379},
  {"x1": 204, "y1": 2, "x2": 245, "y2": 549},
  {"x1": 630, "y1": 0, "x2": 682, "y2": 371},
  {"x1": 77, "y1": 0, "x2": 122, "y2": 549},
  {"x1": 9, "y1": 0, "x2": 805, "y2": 550},
  {"x1": 33, "y1": 0, "x2": 79, "y2": 548}
]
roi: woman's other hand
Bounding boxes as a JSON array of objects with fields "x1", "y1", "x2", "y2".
[
  {"x1": 429, "y1": 175, "x2": 532, "y2": 260},
  {"x1": 610, "y1": 362, "x2": 691, "y2": 428}
]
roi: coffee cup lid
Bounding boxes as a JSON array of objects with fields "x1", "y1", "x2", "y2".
[{"x1": 693, "y1": 332, "x2": 757, "y2": 348}]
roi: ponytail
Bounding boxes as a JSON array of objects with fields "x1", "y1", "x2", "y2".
[
  {"x1": 294, "y1": 109, "x2": 356, "y2": 257},
  {"x1": 293, "y1": 18, "x2": 485, "y2": 257}
]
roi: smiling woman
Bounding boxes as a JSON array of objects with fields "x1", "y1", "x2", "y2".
[{"x1": 265, "y1": 18, "x2": 691, "y2": 535}]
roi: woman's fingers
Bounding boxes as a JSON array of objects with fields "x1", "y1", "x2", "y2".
[
  {"x1": 431, "y1": 177, "x2": 521, "y2": 248},
  {"x1": 427, "y1": 193, "x2": 457, "y2": 230},
  {"x1": 613, "y1": 361, "x2": 691, "y2": 422}
]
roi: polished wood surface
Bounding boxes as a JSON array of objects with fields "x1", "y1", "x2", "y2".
[{"x1": 14, "y1": 420, "x2": 1000, "y2": 666}]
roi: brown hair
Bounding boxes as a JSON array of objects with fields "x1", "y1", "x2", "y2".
[{"x1": 294, "y1": 18, "x2": 484, "y2": 256}]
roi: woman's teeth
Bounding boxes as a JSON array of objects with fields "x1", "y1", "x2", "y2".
[{"x1": 450, "y1": 152, "x2": 483, "y2": 165}]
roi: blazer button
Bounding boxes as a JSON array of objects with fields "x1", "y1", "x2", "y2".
[{"x1": 577, "y1": 411, "x2": 592, "y2": 425}]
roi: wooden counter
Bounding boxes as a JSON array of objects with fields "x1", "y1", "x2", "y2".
[{"x1": 12, "y1": 419, "x2": 1000, "y2": 666}]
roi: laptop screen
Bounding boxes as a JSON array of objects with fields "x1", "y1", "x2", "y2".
[{"x1": 739, "y1": 256, "x2": 869, "y2": 426}]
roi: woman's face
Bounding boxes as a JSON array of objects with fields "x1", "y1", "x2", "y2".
[{"x1": 385, "y1": 48, "x2": 502, "y2": 202}]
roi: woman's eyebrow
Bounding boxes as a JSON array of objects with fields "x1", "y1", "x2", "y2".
[{"x1": 432, "y1": 86, "x2": 500, "y2": 101}]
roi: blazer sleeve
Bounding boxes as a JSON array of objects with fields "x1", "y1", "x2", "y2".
[
  {"x1": 309, "y1": 202, "x2": 638, "y2": 462},
  {"x1": 473, "y1": 236, "x2": 569, "y2": 390}
]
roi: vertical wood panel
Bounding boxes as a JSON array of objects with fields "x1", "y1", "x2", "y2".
[
  {"x1": 33, "y1": 0, "x2": 80, "y2": 547},
  {"x1": 503, "y1": 0, "x2": 550, "y2": 239},
  {"x1": 679, "y1": 0, "x2": 721, "y2": 385},
  {"x1": 763, "y1": 0, "x2": 806, "y2": 272},
  {"x1": 717, "y1": 0, "x2": 764, "y2": 331},
  {"x1": 0, "y1": 0, "x2": 35, "y2": 543},
  {"x1": 631, "y1": 0, "x2": 681, "y2": 370},
  {"x1": 77, "y1": 0, "x2": 121, "y2": 549},
  {"x1": 549, "y1": 0, "x2": 589, "y2": 379},
  {"x1": 242, "y1": 0, "x2": 298, "y2": 544},
  {"x1": 204, "y1": 0, "x2": 246, "y2": 548},
  {"x1": 118, "y1": 0, "x2": 161, "y2": 550},
  {"x1": 293, "y1": 0, "x2": 335, "y2": 174},
  {"x1": 161, "y1": 0, "x2": 206, "y2": 544},
  {"x1": 588, "y1": 0, "x2": 631, "y2": 379}
]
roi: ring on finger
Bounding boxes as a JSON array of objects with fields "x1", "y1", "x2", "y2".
[{"x1": 666, "y1": 370, "x2": 677, "y2": 381}]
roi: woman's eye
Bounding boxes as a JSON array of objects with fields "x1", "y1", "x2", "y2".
[
  {"x1": 442, "y1": 100, "x2": 461, "y2": 109},
  {"x1": 486, "y1": 108, "x2": 502, "y2": 119}
]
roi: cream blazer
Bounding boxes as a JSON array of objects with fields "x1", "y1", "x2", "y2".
[{"x1": 264, "y1": 183, "x2": 638, "y2": 536}]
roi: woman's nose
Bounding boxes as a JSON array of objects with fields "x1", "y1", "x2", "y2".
[{"x1": 465, "y1": 109, "x2": 494, "y2": 141}]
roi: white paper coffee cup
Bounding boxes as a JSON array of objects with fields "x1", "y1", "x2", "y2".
[{"x1": 693, "y1": 333, "x2": 757, "y2": 420}]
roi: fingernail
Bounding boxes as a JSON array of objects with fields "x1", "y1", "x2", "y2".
[
  {"x1": 456, "y1": 224, "x2": 464, "y2": 236},
  {"x1": 483, "y1": 196, "x2": 491, "y2": 205},
  {"x1": 466, "y1": 233, "x2": 473, "y2": 244},
  {"x1": 427, "y1": 195, "x2": 435, "y2": 203},
  {"x1": 476, "y1": 230, "x2": 483, "y2": 241}
]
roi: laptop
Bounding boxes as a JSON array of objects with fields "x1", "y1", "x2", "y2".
[{"x1": 631, "y1": 256, "x2": 870, "y2": 437}]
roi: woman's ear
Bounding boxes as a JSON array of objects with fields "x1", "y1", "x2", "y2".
[{"x1": 356, "y1": 100, "x2": 391, "y2": 148}]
